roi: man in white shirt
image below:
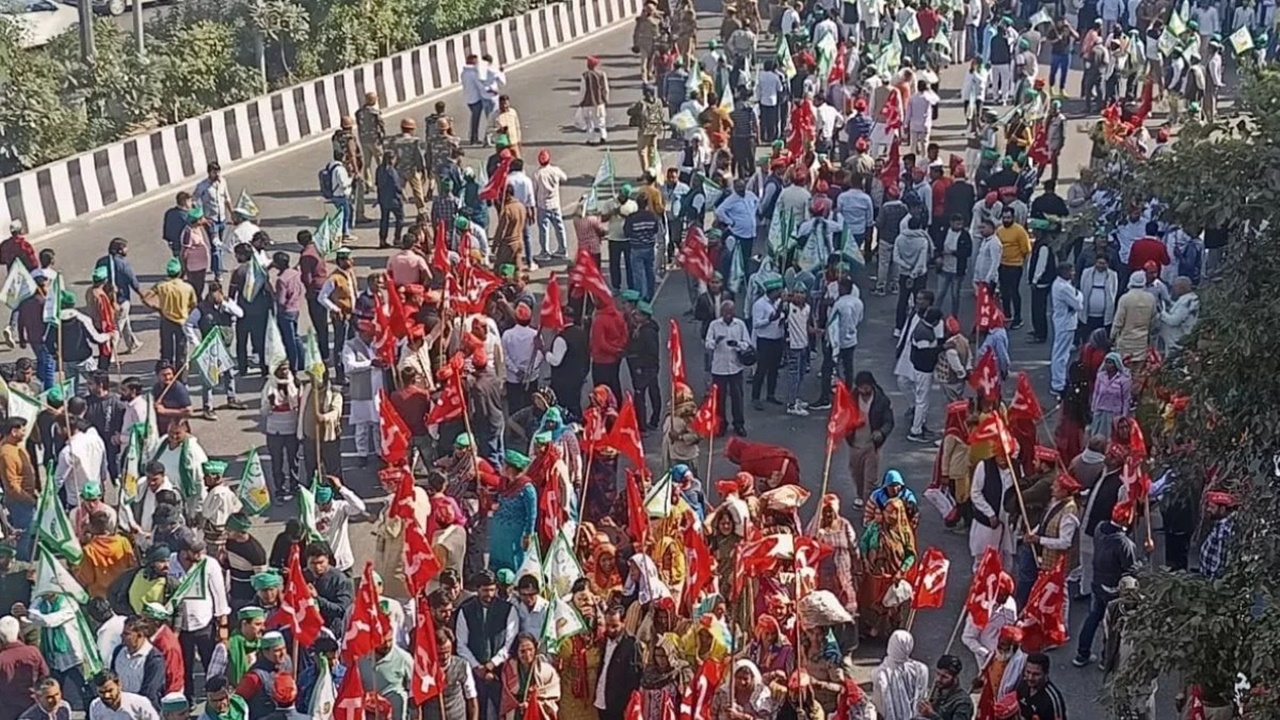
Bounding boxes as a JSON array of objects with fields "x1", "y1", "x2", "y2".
[
  {"x1": 500, "y1": 303, "x2": 543, "y2": 414},
  {"x1": 324, "y1": 149, "x2": 355, "y2": 237},
  {"x1": 756, "y1": 60, "x2": 786, "y2": 143},
  {"x1": 960, "y1": 572, "x2": 1019, "y2": 668},
  {"x1": 531, "y1": 151, "x2": 569, "y2": 261},
  {"x1": 812, "y1": 95, "x2": 843, "y2": 152},
  {"x1": 783, "y1": 289, "x2": 812, "y2": 417},
  {"x1": 704, "y1": 300, "x2": 749, "y2": 435},
  {"x1": 904, "y1": 79, "x2": 940, "y2": 155},
  {"x1": 314, "y1": 476, "x2": 367, "y2": 573},
  {"x1": 971, "y1": 218, "x2": 1003, "y2": 290},
  {"x1": 88, "y1": 672, "x2": 161, "y2": 720},
  {"x1": 54, "y1": 403, "x2": 110, "y2": 508},
  {"x1": 813, "y1": 276, "x2": 862, "y2": 412},
  {"x1": 167, "y1": 530, "x2": 229, "y2": 699},
  {"x1": 749, "y1": 279, "x2": 787, "y2": 412},
  {"x1": 459, "y1": 54, "x2": 487, "y2": 144},
  {"x1": 110, "y1": 617, "x2": 164, "y2": 710}
]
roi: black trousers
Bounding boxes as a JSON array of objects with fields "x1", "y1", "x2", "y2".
[
  {"x1": 591, "y1": 361, "x2": 623, "y2": 406},
  {"x1": 306, "y1": 295, "x2": 329, "y2": 364},
  {"x1": 1077, "y1": 315, "x2": 1107, "y2": 345},
  {"x1": 712, "y1": 371, "x2": 746, "y2": 432},
  {"x1": 159, "y1": 318, "x2": 189, "y2": 368},
  {"x1": 730, "y1": 136, "x2": 754, "y2": 178},
  {"x1": 506, "y1": 380, "x2": 533, "y2": 415},
  {"x1": 331, "y1": 315, "x2": 349, "y2": 382},
  {"x1": 266, "y1": 432, "x2": 300, "y2": 493},
  {"x1": 607, "y1": 241, "x2": 631, "y2": 291},
  {"x1": 1030, "y1": 284, "x2": 1051, "y2": 339},
  {"x1": 179, "y1": 623, "x2": 219, "y2": 700},
  {"x1": 303, "y1": 437, "x2": 343, "y2": 483},
  {"x1": 760, "y1": 104, "x2": 781, "y2": 142},
  {"x1": 630, "y1": 366, "x2": 662, "y2": 427},
  {"x1": 818, "y1": 345, "x2": 856, "y2": 401},
  {"x1": 236, "y1": 313, "x2": 268, "y2": 376},
  {"x1": 997, "y1": 265, "x2": 1024, "y2": 322},
  {"x1": 467, "y1": 101, "x2": 485, "y2": 144},
  {"x1": 550, "y1": 372, "x2": 586, "y2": 421},
  {"x1": 751, "y1": 337, "x2": 785, "y2": 401}
]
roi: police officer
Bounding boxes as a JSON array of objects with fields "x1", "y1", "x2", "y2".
[
  {"x1": 386, "y1": 118, "x2": 427, "y2": 218},
  {"x1": 354, "y1": 92, "x2": 385, "y2": 224}
]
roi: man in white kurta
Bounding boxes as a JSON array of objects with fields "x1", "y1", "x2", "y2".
[
  {"x1": 152, "y1": 420, "x2": 209, "y2": 520},
  {"x1": 341, "y1": 320, "x2": 384, "y2": 460},
  {"x1": 968, "y1": 455, "x2": 1016, "y2": 569},
  {"x1": 55, "y1": 418, "x2": 110, "y2": 508},
  {"x1": 961, "y1": 571, "x2": 1018, "y2": 670},
  {"x1": 315, "y1": 477, "x2": 367, "y2": 573}
]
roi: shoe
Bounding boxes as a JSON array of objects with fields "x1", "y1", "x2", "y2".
[
  {"x1": 766, "y1": 397, "x2": 784, "y2": 406},
  {"x1": 872, "y1": 286, "x2": 886, "y2": 296},
  {"x1": 226, "y1": 400, "x2": 249, "y2": 410},
  {"x1": 733, "y1": 426, "x2": 748, "y2": 437},
  {"x1": 201, "y1": 410, "x2": 218, "y2": 421},
  {"x1": 893, "y1": 328, "x2": 902, "y2": 339},
  {"x1": 786, "y1": 403, "x2": 810, "y2": 417},
  {"x1": 529, "y1": 261, "x2": 540, "y2": 271},
  {"x1": 1072, "y1": 655, "x2": 1095, "y2": 668},
  {"x1": 753, "y1": 400, "x2": 765, "y2": 411},
  {"x1": 851, "y1": 498, "x2": 865, "y2": 509},
  {"x1": 535, "y1": 252, "x2": 553, "y2": 263},
  {"x1": 1011, "y1": 319, "x2": 1025, "y2": 330},
  {"x1": 809, "y1": 399, "x2": 832, "y2": 410},
  {"x1": 552, "y1": 250, "x2": 568, "y2": 259},
  {"x1": 280, "y1": 492, "x2": 295, "y2": 502},
  {"x1": 907, "y1": 432, "x2": 932, "y2": 443}
]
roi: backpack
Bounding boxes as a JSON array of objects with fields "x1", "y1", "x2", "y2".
[{"x1": 318, "y1": 161, "x2": 339, "y2": 200}]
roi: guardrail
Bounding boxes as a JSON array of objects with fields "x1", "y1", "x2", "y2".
[{"x1": 0, "y1": 0, "x2": 641, "y2": 236}]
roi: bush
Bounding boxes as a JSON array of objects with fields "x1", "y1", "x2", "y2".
[{"x1": 0, "y1": 0, "x2": 538, "y2": 178}]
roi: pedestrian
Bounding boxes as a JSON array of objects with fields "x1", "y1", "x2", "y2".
[
  {"x1": 148, "y1": 259, "x2": 198, "y2": 370},
  {"x1": 704, "y1": 300, "x2": 749, "y2": 436},
  {"x1": 532, "y1": 151, "x2": 568, "y2": 262},
  {"x1": 375, "y1": 152, "x2": 406, "y2": 250},
  {"x1": 577, "y1": 57, "x2": 611, "y2": 145},
  {"x1": 750, "y1": 278, "x2": 786, "y2": 411},
  {"x1": 341, "y1": 321, "x2": 384, "y2": 465},
  {"x1": 1050, "y1": 263, "x2": 1082, "y2": 394}
]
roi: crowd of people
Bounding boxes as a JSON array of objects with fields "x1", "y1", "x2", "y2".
[{"x1": 0, "y1": 0, "x2": 1246, "y2": 717}]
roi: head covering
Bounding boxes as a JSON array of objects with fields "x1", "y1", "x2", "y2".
[
  {"x1": 166, "y1": 258, "x2": 182, "y2": 277},
  {"x1": 315, "y1": 485, "x2": 334, "y2": 504},
  {"x1": 160, "y1": 693, "x2": 190, "y2": 713},
  {"x1": 454, "y1": 433, "x2": 473, "y2": 448},
  {"x1": 238, "y1": 606, "x2": 267, "y2": 621},
  {"x1": 996, "y1": 572, "x2": 1014, "y2": 596},
  {"x1": 637, "y1": 301, "x2": 654, "y2": 316},
  {"x1": 81, "y1": 481, "x2": 103, "y2": 500},
  {"x1": 1206, "y1": 491, "x2": 1237, "y2": 507},
  {"x1": 1128, "y1": 270, "x2": 1147, "y2": 289},
  {"x1": 1055, "y1": 473, "x2": 1084, "y2": 493},
  {"x1": 514, "y1": 303, "x2": 532, "y2": 322},
  {"x1": 533, "y1": 431, "x2": 554, "y2": 446},
  {"x1": 504, "y1": 450, "x2": 532, "y2": 470},
  {"x1": 496, "y1": 568, "x2": 516, "y2": 585},
  {"x1": 260, "y1": 632, "x2": 286, "y2": 649},
  {"x1": 227, "y1": 514, "x2": 253, "y2": 532},
  {"x1": 998, "y1": 625, "x2": 1024, "y2": 644},
  {"x1": 92, "y1": 266, "x2": 109, "y2": 282},
  {"x1": 621, "y1": 289, "x2": 641, "y2": 303},
  {"x1": 335, "y1": 246, "x2": 354, "y2": 258},
  {"x1": 202, "y1": 460, "x2": 228, "y2": 476},
  {"x1": 1112, "y1": 499, "x2": 1136, "y2": 526},
  {"x1": 187, "y1": 207, "x2": 204, "y2": 222},
  {"x1": 145, "y1": 544, "x2": 172, "y2": 564},
  {"x1": 586, "y1": 56, "x2": 600, "y2": 68}
]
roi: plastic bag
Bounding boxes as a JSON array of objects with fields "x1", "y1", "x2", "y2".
[{"x1": 881, "y1": 579, "x2": 913, "y2": 608}]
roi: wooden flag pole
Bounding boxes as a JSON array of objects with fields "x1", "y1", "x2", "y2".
[
  {"x1": 943, "y1": 607, "x2": 968, "y2": 656},
  {"x1": 819, "y1": 437, "x2": 834, "y2": 500},
  {"x1": 998, "y1": 440, "x2": 1041, "y2": 567},
  {"x1": 704, "y1": 431, "x2": 714, "y2": 491}
]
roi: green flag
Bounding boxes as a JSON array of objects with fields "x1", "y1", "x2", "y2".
[
  {"x1": 234, "y1": 189, "x2": 260, "y2": 218},
  {"x1": 166, "y1": 557, "x2": 209, "y2": 613},
  {"x1": 238, "y1": 447, "x2": 271, "y2": 515},
  {"x1": 0, "y1": 261, "x2": 36, "y2": 310},
  {"x1": 516, "y1": 536, "x2": 544, "y2": 586},
  {"x1": 120, "y1": 426, "x2": 144, "y2": 505},
  {"x1": 314, "y1": 213, "x2": 340, "y2": 260},
  {"x1": 33, "y1": 474, "x2": 82, "y2": 564},
  {"x1": 541, "y1": 596, "x2": 588, "y2": 651},
  {"x1": 644, "y1": 472, "x2": 674, "y2": 519},
  {"x1": 303, "y1": 332, "x2": 326, "y2": 380},
  {"x1": 190, "y1": 330, "x2": 235, "y2": 391},
  {"x1": 298, "y1": 476, "x2": 322, "y2": 540},
  {"x1": 242, "y1": 256, "x2": 269, "y2": 304},
  {"x1": 7, "y1": 390, "x2": 40, "y2": 442},
  {"x1": 264, "y1": 311, "x2": 288, "y2": 372},
  {"x1": 33, "y1": 543, "x2": 89, "y2": 603},
  {"x1": 777, "y1": 37, "x2": 797, "y2": 80},
  {"x1": 42, "y1": 273, "x2": 63, "y2": 325},
  {"x1": 542, "y1": 530, "x2": 584, "y2": 599}
]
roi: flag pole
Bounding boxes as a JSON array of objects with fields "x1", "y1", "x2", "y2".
[
  {"x1": 819, "y1": 437, "x2": 834, "y2": 499},
  {"x1": 943, "y1": 608, "x2": 968, "y2": 656},
  {"x1": 311, "y1": 372, "x2": 326, "y2": 477},
  {"x1": 704, "y1": 432, "x2": 714, "y2": 492},
  {"x1": 999, "y1": 440, "x2": 1041, "y2": 567}
]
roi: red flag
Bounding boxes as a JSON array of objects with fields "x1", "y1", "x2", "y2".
[
  {"x1": 403, "y1": 519, "x2": 444, "y2": 597},
  {"x1": 1121, "y1": 456, "x2": 1151, "y2": 503},
  {"x1": 964, "y1": 547, "x2": 1004, "y2": 629},
  {"x1": 969, "y1": 413, "x2": 1017, "y2": 458},
  {"x1": 793, "y1": 536, "x2": 833, "y2": 598},
  {"x1": 581, "y1": 406, "x2": 608, "y2": 452},
  {"x1": 878, "y1": 137, "x2": 901, "y2": 197},
  {"x1": 679, "y1": 659, "x2": 726, "y2": 720},
  {"x1": 1187, "y1": 686, "x2": 1207, "y2": 720},
  {"x1": 427, "y1": 372, "x2": 465, "y2": 425},
  {"x1": 1021, "y1": 557, "x2": 1068, "y2": 647},
  {"x1": 975, "y1": 283, "x2": 1001, "y2": 332},
  {"x1": 447, "y1": 264, "x2": 503, "y2": 315},
  {"x1": 280, "y1": 545, "x2": 324, "y2": 647},
  {"x1": 1121, "y1": 416, "x2": 1148, "y2": 459},
  {"x1": 387, "y1": 465, "x2": 418, "y2": 523},
  {"x1": 681, "y1": 520, "x2": 714, "y2": 613},
  {"x1": 625, "y1": 469, "x2": 649, "y2": 544},
  {"x1": 880, "y1": 86, "x2": 903, "y2": 133},
  {"x1": 968, "y1": 348, "x2": 1001, "y2": 402},
  {"x1": 1028, "y1": 122, "x2": 1050, "y2": 166},
  {"x1": 532, "y1": 443, "x2": 566, "y2": 543},
  {"x1": 479, "y1": 156, "x2": 512, "y2": 202},
  {"x1": 668, "y1": 318, "x2": 687, "y2": 388},
  {"x1": 906, "y1": 547, "x2": 950, "y2": 610},
  {"x1": 343, "y1": 563, "x2": 391, "y2": 664},
  {"x1": 373, "y1": 293, "x2": 397, "y2": 366},
  {"x1": 689, "y1": 385, "x2": 720, "y2": 438},
  {"x1": 335, "y1": 665, "x2": 366, "y2": 720},
  {"x1": 411, "y1": 599, "x2": 444, "y2": 703},
  {"x1": 625, "y1": 690, "x2": 645, "y2": 720},
  {"x1": 540, "y1": 273, "x2": 565, "y2": 331},
  {"x1": 603, "y1": 394, "x2": 645, "y2": 467},
  {"x1": 379, "y1": 389, "x2": 412, "y2": 465},
  {"x1": 568, "y1": 248, "x2": 613, "y2": 307},
  {"x1": 826, "y1": 380, "x2": 864, "y2": 442},
  {"x1": 836, "y1": 678, "x2": 868, "y2": 720},
  {"x1": 431, "y1": 219, "x2": 450, "y2": 273},
  {"x1": 385, "y1": 275, "x2": 410, "y2": 337},
  {"x1": 734, "y1": 534, "x2": 793, "y2": 598},
  {"x1": 676, "y1": 227, "x2": 716, "y2": 284},
  {"x1": 523, "y1": 696, "x2": 545, "y2": 720},
  {"x1": 1009, "y1": 372, "x2": 1044, "y2": 422}
]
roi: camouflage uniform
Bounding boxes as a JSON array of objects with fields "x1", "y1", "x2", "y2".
[
  {"x1": 673, "y1": 4, "x2": 698, "y2": 60},
  {"x1": 422, "y1": 112, "x2": 454, "y2": 199},
  {"x1": 387, "y1": 133, "x2": 428, "y2": 215},
  {"x1": 630, "y1": 98, "x2": 670, "y2": 171},
  {"x1": 633, "y1": 11, "x2": 663, "y2": 83},
  {"x1": 354, "y1": 103, "x2": 385, "y2": 221}
]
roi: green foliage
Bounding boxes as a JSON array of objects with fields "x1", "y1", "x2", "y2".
[
  {"x1": 1098, "y1": 66, "x2": 1280, "y2": 716},
  {"x1": 0, "y1": 0, "x2": 537, "y2": 178}
]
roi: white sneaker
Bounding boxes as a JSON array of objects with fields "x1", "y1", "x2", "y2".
[
  {"x1": 786, "y1": 403, "x2": 810, "y2": 417},
  {"x1": 893, "y1": 328, "x2": 902, "y2": 339}
]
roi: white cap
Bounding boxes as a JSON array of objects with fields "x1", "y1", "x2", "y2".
[
  {"x1": 7, "y1": 220, "x2": 21, "y2": 234},
  {"x1": 30, "y1": 269, "x2": 47, "y2": 282}
]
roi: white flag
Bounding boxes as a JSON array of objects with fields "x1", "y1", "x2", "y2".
[
  {"x1": 238, "y1": 447, "x2": 271, "y2": 515},
  {"x1": 516, "y1": 536, "x2": 544, "y2": 586},
  {"x1": 542, "y1": 531, "x2": 584, "y2": 599},
  {"x1": 264, "y1": 311, "x2": 288, "y2": 373},
  {"x1": 190, "y1": 330, "x2": 235, "y2": 390},
  {"x1": 310, "y1": 656, "x2": 337, "y2": 720},
  {"x1": 541, "y1": 596, "x2": 588, "y2": 650},
  {"x1": 7, "y1": 390, "x2": 40, "y2": 442},
  {"x1": 33, "y1": 543, "x2": 89, "y2": 603},
  {"x1": 0, "y1": 261, "x2": 35, "y2": 310},
  {"x1": 644, "y1": 472, "x2": 674, "y2": 519},
  {"x1": 33, "y1": 477, "x2": 82, "y2": 564},
  {"x1": 166, "y1": 557, "x2": 209, "y2": 614}
]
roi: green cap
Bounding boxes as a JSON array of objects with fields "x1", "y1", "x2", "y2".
[
  {"x1": 709, "y1": 38, "x2": 721, "y2": 48},
  {"x1": 1001, "y1": 155, "x2": 1014, "y2": 167},
  {"x1": 92, "y1": 266, "x2": 109, "y2": 282},
  {"x1": 454, "y1": 433, "x2": 473, "y2": 448},
  {"x1": 238, "y1": 606, "x2": 267, "y2": 621},
  {"x1": 251, "y1": 571, "x2": 283, "y2": 591},
  {"x1": 764, "y1": 277, "x2": 785, "y2": 291},
  {"x1": 499, "y1": 264, "x2": 516, "y2": 278},
  {"x1": 373, "y1": 570, "x2": 384, "y2": 585},
  {"x1": 771, "y1": 139, "x2": 784, "y2": 149},
  {"x1": 495, "y1": 134, "x2": 511, "y2": 148},
  {"x1": 1051, "y1": 99, "x2": 1062, "y2": 110},
  {"x1": 227, "y1": 514, "x2": 253, "y2": 532},
  {"x1": 496, "y1": 569, "x2": 516, "y2": 584},
  {"x1": 165, "y1": 258, "x2": 182, "y2": 277},
  {"x1": 187, "y1": 207, "x2": 204, "y2": 222},
  {"x1": 160, "y1": 693, "x2": 190, "y2": 713},
  {"x1": 1018, "y1": 38, "x2": 1030, "y2": 49},
  {"x1": 504, "y1": 450, "x2": 532, "y2": 470},
  {"x1": 142, "y1": 602, "x2": 172, "y2": 620},
  {"x1": 81, "y1": 481, "x2": 103, "y2": 500},
  {"x1": 637, "y1": 301, "x2": 654, "y2": 315},
  {"x1": 260, "y1": 631, "x2": 286, "y2": 649},
  {"x1": 315, "y1": 485, "x2": 334, "y2": 503},
  {"x1": 45, "y1": 385, "x2": 63, "y2": 403},
  {"x1": 202, "y1": 460, "x2": 228, "y2": 476},
  {"x1": 335, "y1": 246, "x2": 354, "y2": 257},
  {"x1": 58, "y1": 290, "x2": 75, "y2": 307},
  {"x1": 620, "y1": 289, "x2": 641, "y2": 303},
  {"x1": 533, "y1": 431, "x2": 554, "y2": 445},
  {"x1": 619, "y1": 183, "x2": 633, "y2": 197},
  {"x1": 454, "y1": 216, "x2": 470, "y2": 230}
]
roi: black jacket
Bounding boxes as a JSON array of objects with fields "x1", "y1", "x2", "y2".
[
  {"x1": 844, "y1": 383, "x2": 894, "y2": 448},
  {"x1": 305, "y1": 568, "x2": 353, "y2": 630},
  {"x1": 1092, "y1": 520, "x2": 1139, "y2": 591},
  {"x1": 598, "y1": 634, "x2": 643, "y2": 711}
]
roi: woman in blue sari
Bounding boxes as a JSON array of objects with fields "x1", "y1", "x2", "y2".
[{"x1": 489, "y1": 450, "x2": 538, "y2": 574}]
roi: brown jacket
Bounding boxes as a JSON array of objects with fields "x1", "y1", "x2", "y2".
[{"x1": 0, "y1": 443, "x2": 35, "y2": 506}]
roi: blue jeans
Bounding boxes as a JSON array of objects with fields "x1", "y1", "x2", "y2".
[
  {"x1": 1014, "y1": 543, "x2": 1039, "y2": 609},
  {"x1": 630, "y1": 244, "x2": 657, "y2": 302},
  {"x1": 200, "y1": 368, "x2": 239, "y2": 410},
  {"x1": 965, "y1": 24, "x2": 980, "y2": 59},
  {"x1": 523, "y1": 224, "x2": 533, "y2": 267},
  {"x1": 785, "y1": 346, "x2": 808, "y2": 404},
  {"x1": 331, "y1": 197, "x2": 353, "y2": 235},
  {"x1": 537, "y1": 207, "x2": 567, "y2": 256},
  {"x1": 936, "y1": 271, "x2": 963, "y2": 318},
  {"x1": 1050, "y1": 52, "x2": 1070, "y2": 89},
  {"x1": 1075, "y1": 583, "x2": 1117, "y2": 661},
  {"x1": 34, "y1": 345, "x2": 55, "y2": 389},
  {"x1": 277, "y1": 310, "x2": 303, "y2": 372}
]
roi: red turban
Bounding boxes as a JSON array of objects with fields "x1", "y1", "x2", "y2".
[
  {"x1": 853, "y1": 97, "x2": 867, "y2": 112},
  {"x1": 998, "y1": 625, "x2": 1024, "y2": 644},
  {"x1": 996, "y1": 572, "x2": 1014, "y2": 596},
  {"x1": 1206, "y1": 491, "x2": 1237, "y2": 508},
  {"x1": 1055, "y1": 473, "x2": 1083, "y2": 493},
  {"x1": 854, "y1": 136, "x2": 870, "y2": 152},
  {"x1": 586, "y1": 56, "x2": 600, "y2": 69},
  {"x1": 515, "y1": 303, "x2": 533, "y2": 322},
  {"x1": 944, "y1": 316, "x2": 960, "y2": 335},
  {"x1": 1112, "y1": 499, "x2": 1135, "y2": 526}
]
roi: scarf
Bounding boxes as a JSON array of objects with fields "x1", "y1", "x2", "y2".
[
  {"x1": 226, "y1": 633, "x2": 259, "y2": 686},
  {"x1": 37, "y1": 594, "x2": 71, "y2": 656},
  {"x1": 154, "y1": 438, "x2": 198, "y2": 500}
]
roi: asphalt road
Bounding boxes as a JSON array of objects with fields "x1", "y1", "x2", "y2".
[{"x1": 13, "y1": 4, "x2": 1147, "y2": 716}]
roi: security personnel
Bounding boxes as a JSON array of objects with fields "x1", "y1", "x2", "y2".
[
  {"x1": 386, "y1": 118, "x2": 427, "y2": 217},
  {"x1": 355, "y1": 92, "x2": 385, "y2": 223}
]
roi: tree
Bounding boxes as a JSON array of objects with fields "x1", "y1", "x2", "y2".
[
  {"x1": 1101, "y1": 69, "x2": 1280, "y2": 717},
  {"x1": 248, "y1": 0, "x2": 310, "y2": 87},
  {"x1": 45, "y1": 20, "x2": 161, "y2": 144},
  {"x1": 0, "y1": 22, "x2": 89, "y2": 175}
]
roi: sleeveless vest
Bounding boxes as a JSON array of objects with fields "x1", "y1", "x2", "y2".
[
  {"x1": 458, "y1": 596, "x2": 514, "y2": 664},
  {"x1": 246, "y1": 656, "x2": 294, "y2": 720},
  {"x1": 580, "y1": 71, "x2": 607, "y2": 107},
  {"x1": 1038, "y1": 497, "x2": 1078, "y2": 568}
]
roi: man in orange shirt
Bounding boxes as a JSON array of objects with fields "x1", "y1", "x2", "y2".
[
  {"x1": 75, "y1": 509, "x2": 137, "y2": 599},
  {"x1": 0, "y1": 418, "x2": 35, "y2": 549}
]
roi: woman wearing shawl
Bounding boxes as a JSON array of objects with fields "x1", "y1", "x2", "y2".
[
  {"x1": 489, "y1": 451, "x2": 538, "y2": 574},
  {"x1": 1088, "y1": 352, "x2": 1131, "y2": 437},
  {"x1": 584, "y1": 385, "x2": 621, "y2": 522},
  {"x1": 1078, "y1": 328, "x2": 1112, "y2": 397},
  {"x1": 621, "y1": 554, "x2": 674, "y2": 638},
  {"x1": 679, "y1": 614, "x2": 730, "y2": 665},
  {"x1": 707, "y1": 505, "x2": 745, "y2": 611},
  {"x1": 798, "y1": 625, "x2": 848, "y2": 716},
  {"x1": 934, "y1": 401, "x2": 974, "y2": 526},
  {"x1": 747, "y1": 615, "x2": 794, "y2": 684},
  {"x1": 500, "y1": 633, "x2": 562, "y2": 720},
  {"x1": 867, "y1": 470, "x2": 919, "y2": 525},
  {"x1": 638, "y1": 633, "x2": 688, "y2": 720},
  {"x1": 651, "y1": 511, "x2": 688, "y2": 609},
  {"x1": 857, "y1": 498, "x2": 917, "y2": 638},
  {"x1": 540, "y1": 406, "x2": 583, "y2": 485},
  {"x1": 529, "y1": 432, "x2": 577, "y2": 548},
  {"x1": 662, "y1": 383, "x2": 702, "y2": 470},
  {"x1": 430, "y1": 496, "x2": 467, "y2": 586},
  {"x1": 871, "y1": 630, "x2": 930, "y2": 720},
  {"x1": 1054, "y1": 359, "x2": 1091, "y2": 465},
  {"x1": 585, "y1": 540, "x2": 623, "y2": 601},
  {"x1": 807, "y1": 496, "x2": 861, "y2": 618},
  {"x1": 710, "y1": 660, "x2": 775, "y2": 720},
  {"x1": 555, "y1": 582, "x2": 602, "y2": 720}
]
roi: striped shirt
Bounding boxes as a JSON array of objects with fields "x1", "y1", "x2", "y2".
[
  {"x1": 1017, "y1": 679, "x2": 1068, "y2": 720},
  {"x1": 729, "y1": 106, "x2": 758, "y2": 140}
]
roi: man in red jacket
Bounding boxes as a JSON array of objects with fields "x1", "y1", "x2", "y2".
[{"x1": 589, "y1": 301, "x2": 628, "y2": 402}]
